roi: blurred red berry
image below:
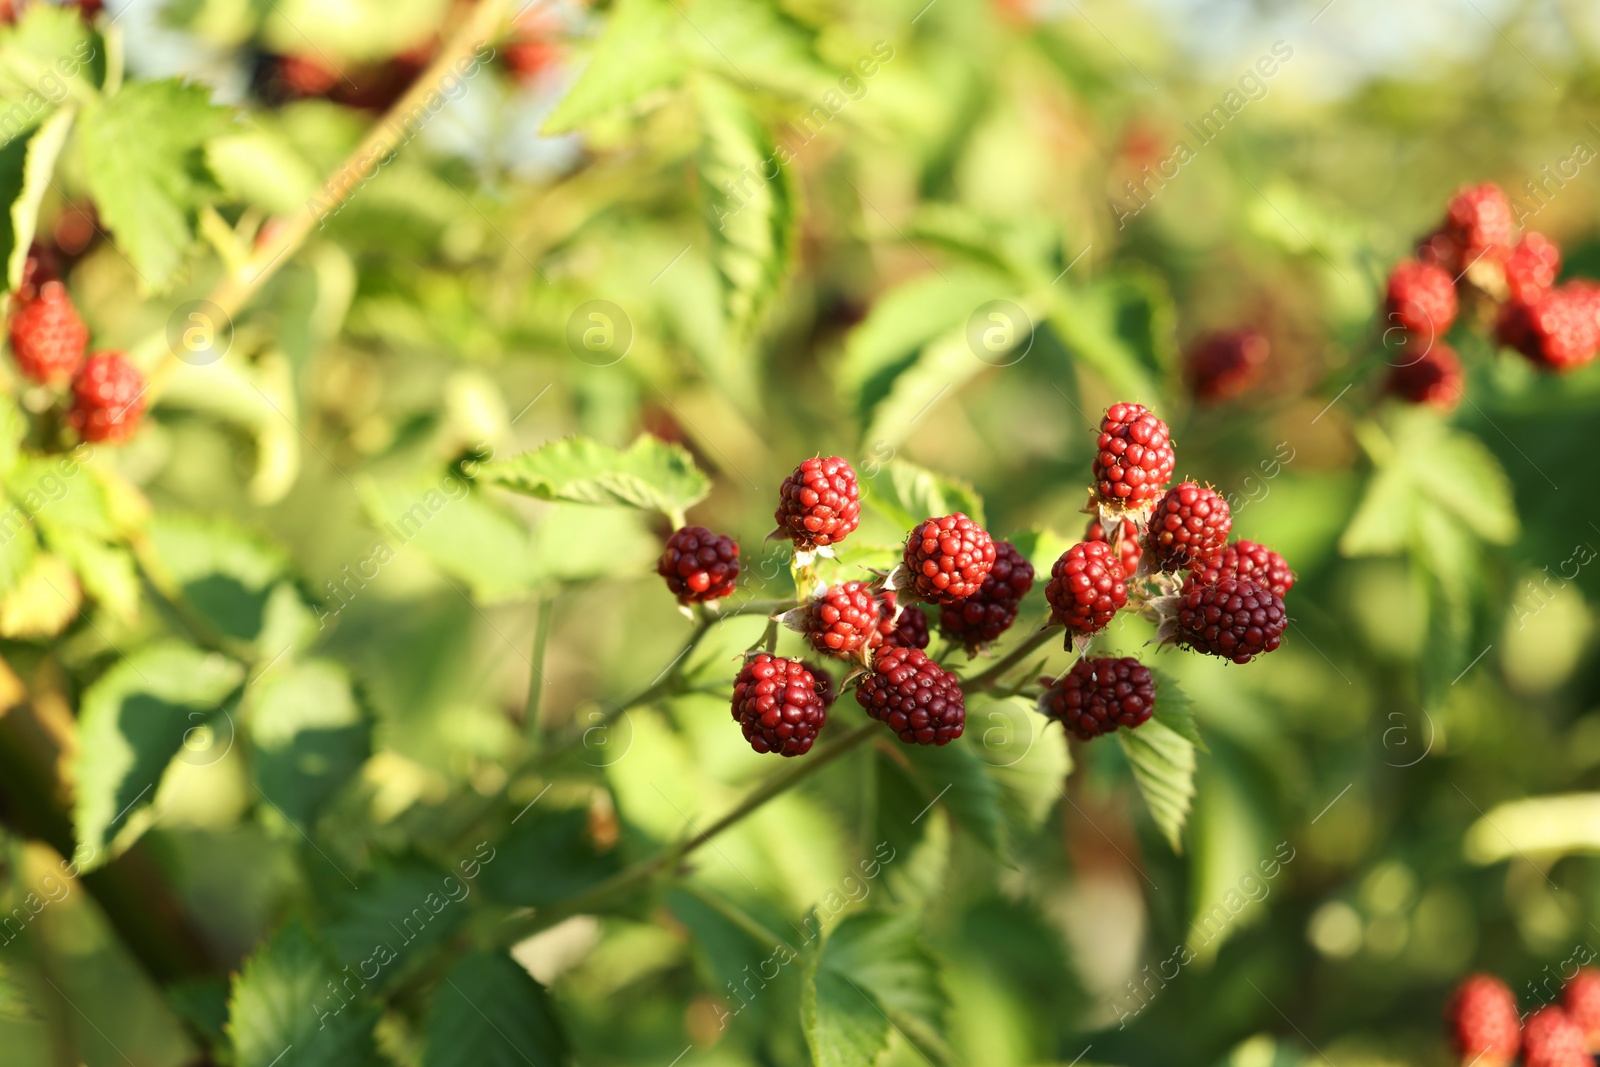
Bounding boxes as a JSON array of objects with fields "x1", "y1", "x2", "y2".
[
  {"x1": 1523, "y1": 1005, "x2": 1588, "y2": 1067},
  {"x1": 1504, "y1": 232, "x2": 1562, "y2": 306},
  {"x1": 70, "y1": 352, "x2": 147, "y2": 444},
  {"x1": 9, "y1": 280, "x2": 86, "y2": 384},
  {"x1": 1445, "y1": 974, "x2": 1520, "y2": 1067},
  {"x1": 1185, "y1": 329, "x2": 1268, "y2": 404},
  {"x1": 1386, "y1": 341, "x2": 1465, "y2": 412},
  {"x1": 1497, "y1": 282, "x2": 1600, "y2": 372},
  {"x1": 1443, "y1": 183, "x2": 1516, "y2": 266},
  {"x1": 1385, "y1": 259, "x2": 1458, "y2": 340}
]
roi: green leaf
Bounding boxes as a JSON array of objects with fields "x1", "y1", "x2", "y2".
[
  {"x1": 972, "y1": 696, "x2": 1072, "y2": 836},
  {"x1": 890, "y1": 742, "x2": 1005, "y2": 856},
  {"x1": 1118, "y1": 718, "x2": 1197, "y2": 854},
  {"x1": 228, "y1": 921, "x2": 382, "y2": 1067},
  {"x1": 0, "y1": 495, "x2": 36, "y2": 600},
  {"x1": 423, "y1": 951, "x2": 570, "y2": 1067},
  {"x1": 1464, "y1": 792, "x2": 1600, "y2": 863},
  {"x1": 682, "y1": 0, "x2": 840, "y2": 99},
  {"x1": 481, "y1": 435, "x2": 710, "y2": 518},
  {"x1": 1405, "y1": 421, "x2": 1519, "y2": 545},
  {"x1": 1049, "y1": 270, "x2": 1177, "y2": 405},
  {"x1": 7, "y1": 453, "x2": 115, "y2": 542},
  {"x1": 0, "y1": 956, "x2": 32, "y2": 1020},
  {"x1": 73, "y1": 641, "x2": 246, "y2": 866},
  {"x1": 250, "y1": 660, "x2": 371, "y2": 832},
  {"x1": 861, "y1": 459, "x2": 985, "y2": 530},
  {"x1": 78, "y1": 79, "x2": 229, "y2": 291},
  {"x1": 0, "y1": 4, "x2": 100, "y2": 105},
  {"x1": 803, "y1": 912, "x2": 949, "y2": 1067},
  {"x1": 542, "y1": 0, "x2": 685, "y2": 134},
  {"x1": 0, "y1": 104, "x2": 72, "y2": 293},
  {"x1": 52, "y1": 532, "x2": 138, "y2": 624},
  {"x1": 1338, "y1": 462, "x2": 1414, "y2": 557},
  {"x1": 322, "y1": 858, "x2": 472, "y2": 992},
  {"x1": 477, "y1": 805, "x2": 622, "y2": 908},
  {"x1": 207, "y1": 122, "x2": 321, "y2": 215},
  {"x1": 1146, "y1": 668, "x2": 1207, "y2": 753},
  {"x1": 696, "y1": 75, "x2": 798, "y2": 343}
]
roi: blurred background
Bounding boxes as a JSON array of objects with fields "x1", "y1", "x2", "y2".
[{"x1": 0, "y1": 0, "x2": 1597, "y2": 1064}]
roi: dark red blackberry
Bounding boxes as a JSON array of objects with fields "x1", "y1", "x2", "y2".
[
  {"x1": 69, "y1": 351, "x2": 146, "y2": 443},
  {"x1": 1385, "y1": 259, "x2": 1458, "y2": 340},
  {"x1": 1092, "y1": 403, "x2": 1175, "y2": 507},
  {"x1": 1504, "y1": 231, "x2": 1562, "y2": 306},
  {"x1": 1186, "y1": 540, "x2": 1294, "y2": 599},
  {"x1": 1445, "y1": 974, "x2": 1519, "y2": 1067},
  {"x1": 730, "y1": 654, "x2": 827, "y2": 757},
  {"x1": 9, "y1": 280, "x2": 87, "y2": 384},
  {"x1": 901, "y1": 513, "x2": 996, "y2": 603},
  {"x1": 1185, "y1": 329, "x2": 1268, "y2": 404},
  {"x1": 1145, "y1": 482, "x2": 1231, "y2": 570},
  {"x1": 657, "y1": 526, "x2": 739, "y2": 604},
  {"x1": 1039, "y1": 656, "x2": 1154, "y2": 740},
  {"x1": 1085, "y1": 516, "x2": 1140, "y2": 579},
  {"x1": 853, "y1": 646, "x2": 964, "y2": 746},
  {"x1": 1044, "y1": 541, "x2": 1127, "y2": 637},
  {"x1": 1496, "y1": 282, "x2": 1600, "y2": 372},
  {"x1": 774, "y1": 456, "x2": 860, "y2": 551},
  {"x1": 875, "y1": 593, "x2": 929, "y2": 650},
  {"x1": 1169, "y1": 577, "x2": 1286, "y2": 664},
  {"x1": 1386, "y1": 342, "x2": 1464, "y2": 412},
  {"x1": 938, "y1": 539, "x2": 1033, "y2": 650},
  {"x1": 798, "y1": 581, "x2": 880, "y2": 657},
  {"x1": 800, "y1": 663, "x2": 837, "y2": 710}
]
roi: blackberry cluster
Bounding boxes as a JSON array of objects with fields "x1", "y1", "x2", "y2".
[
  {"x1": 938, "y1": 540, "x2": 1033, "y2": 651},
  {"x1": 1442, "y1": 967, "x2": 1600, "y2": 1067}
]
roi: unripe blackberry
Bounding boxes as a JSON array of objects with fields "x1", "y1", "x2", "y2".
[
  {"x1": 1145, "y1": 482, "x2": 1231, "y2": 570},
  {"x1": 1185, "y1": 329, "x2": 1268, "y2": 405},
  {"x1": 1523, "y1": 1006, "x2": 1588, "y2": 1067},
  {"x1": 731, "y1": 654, "x2": 827, "y2": 757},
  {"x1": 657, "y1": 526, "x2": 739, "y2": 603},
  {"x1": 1086, "y1": 516, "x2": 1140, "y2": 579},
  {"x1": 1169, "y1": 577, "x2": 1286, "y2": 664},
  {"x1": 8, "y1": 280, "x2": 87, "y2": 383},
  {"x1": 1092, "y1": 403, "x2": 1175, "y2": 507},
  {"x1": 797, "y1": 581, "x2": 879, "y2": 657},
  {"x1": 853, "y1": 645, "x2": 965, "y2": 745},
  {"x1": 69, "y1": 351, "x2": 146, "y2": 443},
  {"x1": 1445, "y1": 973, "x2": 1520, "y2": 1067},
  {"x1": 774, "y1": 456, "x2": 860, "y2": 551},
  {"x1": 1385, "y1": 259, "x2": 1458, "y2": 340},
  {"x1": 1443, "y1": 183, "x2": 1516, "y2": 264},
  {"x1": 1504, "y1": 231, "x2": 1562, "y2": 306},
  {"x1": 1562, "y1": 967, "x2": 1600, "y2": 1052},
  {"x1": 1186, "y1": 540, "x2": 1295, "y2": 599},
  {"x1": 901, "y1": 513, "x2": 996, "y2": 603},
  {"x1": 1386, "y1": 342, "x2": 1464, "y2": 413},
  {"x1": 1497, "y1": 282, "x2": 1600, "y2": 372},
  {"x1": 1039, "y1": 656, "x2": 1154, "y2": 740},
  {"x1": 938, "y1": 540, "x2": 1034, "y2": 651},
  {"x1": 875, "y1": 593, "x2": 929, "y2": 650},
  {"x1": 1045, "y1": 541, "x2": 1127, "y2": 637}
]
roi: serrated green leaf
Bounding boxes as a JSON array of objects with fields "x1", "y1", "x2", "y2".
[
  {"x1": 696, "y1": 75, "x2": 797, "y2": 343},
  {"x1": 73, "y1": 641, "x2": 245, "y2": 866},
  {"x1": 250, "y1": 659, "x2": 370, "y2": 832},
  {"x1": 0, "y1": 5, "x2": 100, "y2": 106},
  {"x1": 322, "y1": 858, "x2": 471, "y2": 992},
  {"x1": 78, "y1": 79, "x2": 229, "y2": 291},
  {"x1": 423, "y1": 951, "x2": 569, "y2": 1067},
  {"x1": 481, "y1": 434, "x2": 710, "y2": 518},
  {"x1": 1406, "y1": 423, "x2": 1520, "y2": 545},
  {"x1": 973, "y1": 696, "x2": 1072, "y2": 834},
  {"x1": 542, "y1": 0, "x2": 684, "y2": 134},
  {"x1": 1049, "y1": 270, "x2": 1176, "y2": 405},
  {"x1": 52, "y1": 532, "x2": 138, "y2": 624},
  {"x1": 476, "y1": 805, "x2": 622, "y2": 908},
  {"x1": 684, "y1": 0, "x2": 841, "y2": 99},
  {"x1": 861, "y1": 458, "x2": 985, "y2": 530},
  {"x1": 1, "y1": 104, "x2": 72, "y2": 294},
  {"x1": 891, "y1": 741, "x2": 1005, "y2": 856},
  {"x1": 228, "y1": 921, "x2": 382, "y2": 1067},
  {"x1": 803, "y1": 912, "x2": 949, "y2": 1067},
  {"x1": 1119, "y1": 718, "x2": 1197, "y2": 853},
  {"x1": 1146, "y1": 668, "x2": 1207, "y2": 753},
  {"x1": 1338, "y1": 462, "x2": 1414, "y2": 557},
  {"x1": 7, "y1": 453, "x2": 114, "y2": 541}
]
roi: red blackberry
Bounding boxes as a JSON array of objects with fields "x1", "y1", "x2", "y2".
[
  {"x1": 1168, "y1": 577, "x2": 1286, "y2": 664},
  {"x1": 657, "y1": 526, "x2": 739, "y2": 604},
  {"x1": 798, "y1": 581, "x2": 880, "y2": 657},
  {"x1": 938, "y1": 540, "x2": 1034, "y2": 651},
  {"x1": 1045, "y1": 541, "x2": 1128, "y2": 637},
  {"x1": 730, "y1": 654, "x2": 827, "y2": 757},
  {"x1": 1385, "y1": 259, "x2": 1458, "y2": 340},
  {"x1": 1443, "y1": 183, "x2": 1516, "y2": 265},
  {"x1": 1039, "y1": 656, "x2": 1154, "y2": 740},
  {"x1": 800, "y1": 663, "x2": 838, "y2": 710},
  {"x1": 1386, "y1": 342, "x2": 1464, "y2": 413},
  {"x1": 9, "y1": 280, "x2": 87, "y2": 384},
  {"x1": 1416, "y1": 227, "x2": 1463, "y2": 273},
  {"x1": 1145, "y1": 482, "x2": 1231, "y2": 570},
  {"x1": 1523, "y1": 1006, "x2": 1588, "y2": 1067},
  {"x1": 1092, "y1": 403, "x2": 1175, "y2": 507},
  {"x1": 901, "y1": 513, "x2": 996, "y2": 603},
  {"x1": 1185, "y1": 329, "x2": 1268, "y2": 404},
  {"x1": 1497, "y1": 282, "x2": 1600, "y2": 372},
  {"x1": 853, "y1": 645, "x2": 965, "y2": 746},
  {"x1": 1562, "y1": 968, "x2": 1600, "y2": 1052},
  {"x1": 875, "y1": 593, "x2": 929, "y2": 650},
  {"x1": 69, "y1": 352, "x2": 146, "y2": 444},
  {"x1": 774, "y1": 456, "x2": 860, "y2": 551},
  {"x1": 1445, "y1": 974, "x2": 1520, "y2": 1067},
  {"x1": 1504, "y1": 231, "x2": 1562, "y2": 306},
  {"x1": 1186, "y1": 540, "x2": 1294, "y2": 599},
  {"x1": 1086, "y1": 516, "x2": 1140, "y2": 579}
]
